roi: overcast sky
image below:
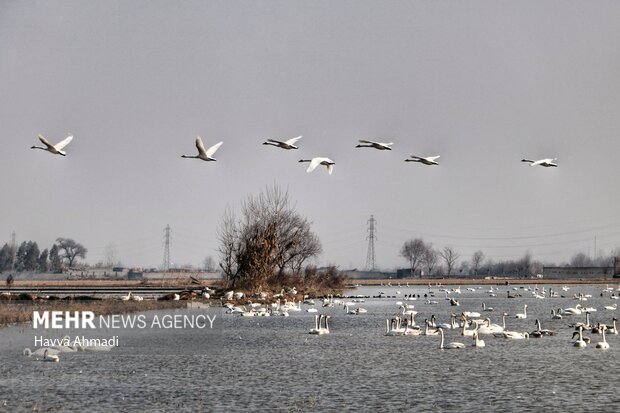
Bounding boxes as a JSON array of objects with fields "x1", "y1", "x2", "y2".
[{"x1": 1, "y1": 1, "x2": 620, "y2": 270}]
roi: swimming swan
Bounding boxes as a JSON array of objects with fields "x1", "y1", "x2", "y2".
[
  {"x1": 515, "y1": 305, "x2": 528, "y2": 319},
  {"x1": 309, "y1": 315, "x2": 330, "y2": 335},
  {"x1": 572, "y1": 327, "x2": 588, "y2": 348},
  {"x1": 31, "y1": 134, "x2": 73, "y2": 156},
  {"x1": 439, "y1": 328, "x2": 465, "y2": 349},
  {"x1": 42, "y1": 349, "x2": 60, "y2": 362},
  {"x1": 472, "y1": 331, "x2": 486, "y2": 348},
  {"x1": 181, "y1": 137, "x2": 223, "y2": 161},
  {"x1": 595, "y1": 327, "x2": 610, "y2": 349}
]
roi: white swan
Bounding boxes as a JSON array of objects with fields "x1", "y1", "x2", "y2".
[
  {"x1": 385, "y1": 318, "x2": 406, "y2": 336},
  {"x1": 404, "y1": 154, "x2": 440, "y2": 166},
  {"x1": 439, "y1": 328, "x2": 465, "y2": 349},
  {"x1": 309, "y1": 314, "x2": 330, "y2": 335},
  {"x1": 482, "y1": 303, "x2": 493, "y2": 312},
  {"x1": 572, "y1": 326, "x2": 588, "y2": 348},
  {"x1": 355, "y1": 140, "x2": 393, "y2": 150},
  {"x1": 461, "y1": 320, "x2": 478, "y2": 337},
  {"x1": 521, "y1": 158, "x2": 558, "y2": 167},
  {"x1": 563, "y1": 304, "x2": 583, "y2": 315},
  {"x1": 423, "y1": 319, "x2": 440, "y2": 336},
  {"x1": 502, "y1": 331, "x2": 529, "y2": 340},
  {"x1": 515, "y1": 304, "x2": 528, "y2": 319},
  {"x1": 551, "y1": 309, "x2": 563, "y2": 319},
  {"x1": 309, "y1": 315, "x2": 321, "y2": 334},
  {"x1": 604, "y1": 304, "x2": 617, "y2": 311},
  {"x1": 596, "y1": 327, "x2": 610, "y2": 349},
  {"x1": 478, "y1": 317, "x2": 504, "y2": 335},
  {"x1": 607, "y1": 317, "x2": 618, "y2": 335},
  {"x1": 462, "y1": 310, "x2": 481, "y2": 318},
  {"x1": 430, "y1": 315, "x2": 451, "y2": 330},
  {"x1": 298, "y1": 157, "x2": 335, "y2": 174},
  {"x1": 181, "y1": 137, "x2": 223, "y2": 161},
  {"x1": 52, "y1": 336, "x2": 80, "y2": 352},
  {"x1": 262, "y1": 135, "x2": 302, "y2": 150},
  {"x1": 472, "y1": 331, "x2": 486, "y2": 348},
  {"x1": 31, "y1": 134, "x2": 73, "y2": 156},
  {"x1": 42, "y1": 349, "x2": 60, "y2": 362},
  {"x1": 23, "y1": 347, "x2": 60, "y2": 357}
]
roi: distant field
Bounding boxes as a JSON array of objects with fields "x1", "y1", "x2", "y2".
[
  {"x1": 2, "y1": 277, "x2": 617, "y2": 288},
  {"x1": 347, "y1": 277, "x2": 619, "y2": 286},
  {"x1": 4, "y1": 278, "x2": 221, "y2": 288}
]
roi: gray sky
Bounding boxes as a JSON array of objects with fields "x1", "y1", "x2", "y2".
[{"x1": 2, "y1": 0, "x2": 620, "y2": 270}]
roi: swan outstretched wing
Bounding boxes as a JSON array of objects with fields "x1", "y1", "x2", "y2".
[
  {"x1": 205, "y1": 141, "x2": 223, "y2": 157},
  {"x1": 195, "y1": 136, "x2": 208, "y2": 156},
  {"x1": 266, "y1": 138, "x2": 285, "y2": 145},
  {"x1": 53, "y1": 135, "x2": 73, "y2": 151},
  {"x1": 427, "y1": 156, "x2": 440, "y2": 162},
  {"x1": 284, "y1": 136, "x2": 302, "y2": 145},
  {"x1": 37, "y1": 134, "x2": 55, "y2": 150},
  {"x1": 358, "y1": 139, "x2": 376, "y2": 144},
  {"x1": 306, "y1": 158, "x2": 322, "y2": 173}
]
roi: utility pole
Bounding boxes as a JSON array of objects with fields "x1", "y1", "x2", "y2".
[
  {"x1": 365, "y1": 215, "x2": 376, "y2": 271},
  {"x1": 163, "y1": 225, "x2": 171, "y2": 271}
]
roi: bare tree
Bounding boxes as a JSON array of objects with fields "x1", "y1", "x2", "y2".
[
  {"x1": 570, "y1": 252, "x2": 593, "y2": 267},
  {"x1": 422, "y1": 246, "x2": 438, "y2": 277},
  {"x1": 217, "y1": 207, "x2": 240, "y2": 282},
  {"x1": 104, "y1": 243, "x2": 118, "y2": 267},
  {"x1": 55, "y1": 238, "x2": 87, "y2": 267},
  {"x1": 400, "y1": 238, "x2": 427, "y2": 277},
  {"x1": 471, "y1": 250, "x2": 484, "y2": 276},
  {"x1": 203, "y1": 256, "x2": 216, "y2": 272},
  {"x1": 439, "y1": 246, "x2": 460, "y2": 276},
  {"x1": 217, "y1": 185, "x2": 322, "y2": 289}
]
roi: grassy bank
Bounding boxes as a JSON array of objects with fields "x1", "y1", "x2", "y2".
[{"x1": 0, "y1": 300, "x2": 187, "y2": 327}]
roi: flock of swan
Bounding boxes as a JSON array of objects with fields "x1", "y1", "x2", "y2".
[
  {"x1": 31, "y1": 133, "x2": 559, "y2": 174},
  {"x1": 221, "y1": 283, "x2": 618, "y2": 352},
  {"x1": 23, "y1": 335, "x2": 114, "y2": 363}
]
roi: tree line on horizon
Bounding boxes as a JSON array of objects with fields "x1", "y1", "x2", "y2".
[
  {"x1": 400, "y1": 237, "x2": 620, "y2": 278},
  {"x1": 0, "y1": 238, "x2": 87, "y2": 274}
]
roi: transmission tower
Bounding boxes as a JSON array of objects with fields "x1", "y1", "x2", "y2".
[
  {"x1": 163, "y1": 225, "x2": 171, "y2": 271},
  {"x1": 365, "y1": 215, "x2": 377, "y2": 271}
]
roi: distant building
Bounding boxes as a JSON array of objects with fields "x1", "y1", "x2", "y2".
[
  {"x1": 344, "y1": 270, "x2": 396, "y2": 279},
  {"x1": 542, "y1": 266, "x2": 615, "y2": 279},
  {"x1": 127, "y1": 268, "x2": 144, "y2": 279}
]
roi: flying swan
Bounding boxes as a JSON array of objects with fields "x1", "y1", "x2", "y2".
[
  {"x1": 355, "y1": 140, "x2": 393, "y2": 150},
  {"x1": 299, "y1": 157, "x2": 335, "y2": 175},
  {"x1": 181, "y1": 137, "x2": 223, "y2": 161},
  {"x1": 262, "y1": 136, "x2": 302, "y2": 150},
  {"x1": 404, "y1": 154, "x2": 440, "y2": 165},
  {"x1": 31, "y1": 134, "x2": 73, "y2": 156},
  {"x1": 521, "y1": 158, "x2": 557, "y2": 167}
]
